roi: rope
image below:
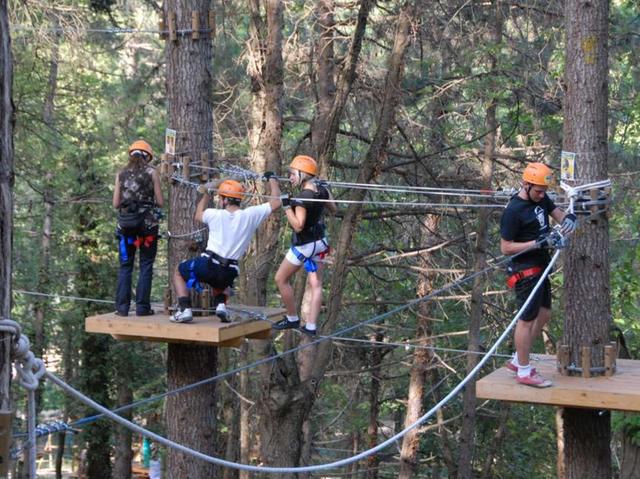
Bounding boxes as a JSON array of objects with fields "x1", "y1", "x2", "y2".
[
  {"x1": 14, "y1": 289, "x2": 115, "y2": 305},
  {"x1": 44, "y1": 251, "x2": 560, "y2": 474},
  {"x1": 0, "y1": 319, "x2": 46, "y2": 478},
  {"x1": 171, "y1": 174, "x2": 507, "y2": 209},
  {"x1": 65, "y1": 253, "x2": 511, "y2": 430}
]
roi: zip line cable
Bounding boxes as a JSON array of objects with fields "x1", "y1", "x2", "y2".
[
  {"x1": 43, "y1": 251, "x2": 560, "y2": 474},
  {"x1": 16, "y1": 233, "x2": 553, "y2": 434},
  {"x1": 52, "y1": 252, "x2": 512, "y2": 431},
  {"x1": 170, "y1": 174, "x2": 507, "y2": 209},
  {"x1": 61, "y1": 240, "x2": 558, "y2": 435}
]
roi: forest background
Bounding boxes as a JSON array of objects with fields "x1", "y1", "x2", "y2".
[{"x1": 4, "y1": 0, "x2": 640, "y2": 477}]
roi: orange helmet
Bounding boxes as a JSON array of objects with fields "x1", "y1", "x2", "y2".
[
  {"x1": 290, "y1": 155, "x2": 318, "y2": 176},
  {"x1": 218, "y1": 180, "x2": 245, "y2": 199},
  {"x1": 128, "y1": 140, "x2": 154, "y2": 159},
  {"x1": 522, "y1": 162, "x2": 554, "y2": 186}
]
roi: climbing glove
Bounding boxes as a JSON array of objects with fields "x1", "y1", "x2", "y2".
[
  {"x1": 560, "y1": 213, "x2": 577, "y2": 235},
  {"x1": 281, "y1": 194, "x2": 291, "y2": 209},
  {"x1": 536, "y1": 230, "x2": 568, "y2": 250}
]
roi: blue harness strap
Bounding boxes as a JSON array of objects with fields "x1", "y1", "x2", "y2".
[
  {"x1": 186, "y1": 259, "x2": 204, "y2": 292},
  {"x1": 291, "y1": 246, "x2": 318, "y2": 273},
  {"x1": 119, "y1": 234, "x2": 136, "y2": 262}
]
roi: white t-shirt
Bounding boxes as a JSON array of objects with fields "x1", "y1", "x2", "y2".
[{"x1": 202, "y1": 203, "x2": 272, "y2": 260}]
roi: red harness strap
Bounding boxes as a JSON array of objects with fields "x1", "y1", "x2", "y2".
[
  {"x1": 133, "y1": 235, "x2": 156, "y2": 249},
  {"x1": 506, "y1": 266, "x2": 542, "y2": 289}
]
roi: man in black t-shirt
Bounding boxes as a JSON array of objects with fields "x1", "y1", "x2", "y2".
[{"x1": 500, "y1": 162, "x2": 577, "y2": 388}]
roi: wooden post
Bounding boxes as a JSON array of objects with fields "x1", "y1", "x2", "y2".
[
  {"x1": 200, "y1": 152, "x2": 209, "y2": 181},
  {"x1": 191, "y1": 11, "x2": 200, "y2": 40},
  {"x1": 581, "y1": 346, "x2": 591, "y2": 378},
  {"x1": 208, "y1": 10, "x2": 216, "y2": 38},
  {"x1": 168, "y1": 12, "x2": 177, "y2": 43},
  {"x1": 558, "y1": 344, "x2": 570, "y2": 376},
  {"x1": 604, "y1": 342, "x2": 616, "y2": 377},
  {"x1": 183, "y1": 156, "x2": 190, "y2": 180},
  {"x1": 201, "y1": 288, "x2": 210, "y2": 314},
  {"x1": 160, "y1": 153, "x2": 168, "y2": 177}
]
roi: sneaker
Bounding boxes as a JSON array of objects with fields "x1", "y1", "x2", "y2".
[
  {"x1": 301, "y1": 325, "x2": 317, "y2": 336},
  {"x1": 272, "y1": 316, "x2": 300, "y2": 331},
  {"x1": 136, "y1": 309, "x2": 155, "y2": 317},
  {"x1": 504, "y1": 361, "x2": 518, "y2": 374},
  {"x1": 216, "y1": 308, "x2": 231, "y2": 323},
  {"x1": 516, "y1": 368, "x2": 552, "y2": 388},
  {"x1": 170, "y1": 308, "x2": 193, "y2": 323},
  {"x1": 114, "y1": 310, "x2": 129, "y2": 317}
]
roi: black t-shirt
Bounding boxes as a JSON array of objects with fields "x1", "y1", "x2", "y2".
[
  {"x1": 500, "y1": 193, "x2": 557, "y2": 268},
  {"x1": 291, "y1": 186, "x2": 329, "y2": 245}
]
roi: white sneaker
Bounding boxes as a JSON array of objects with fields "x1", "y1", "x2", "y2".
[
  {"x1": 216, "y1": 303, "x2": 229, "y2": 323},
  {"x1": 170, "y1": 308, "x2": 193, "y2": 323}
]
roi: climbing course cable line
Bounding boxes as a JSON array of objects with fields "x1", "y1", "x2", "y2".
[
  {"x1": 41, "y1": 251, "x2": 560, "y2": 474},
  {"x1": 38, "y1": 249, "x2": 516, "y2": 437},
  {"x1": 170, "y1": 173, "x2": 507, "y2": 209},
  {"x1": 11, "y1": 160, "x2": 604, "y2": 472}
]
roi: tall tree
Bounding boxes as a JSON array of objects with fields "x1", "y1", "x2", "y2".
[
  {"x1": 0, "y1": 0, "x2": 14, "y2": 471},
  {"x1": 164, "y1": 1, "x2": 217, "y2": 478},
  {"x1": 258, "y1": 3, "x2": 414, "y2": 471},
  {"x1": 241, "y1": 0, "x2": 284, "y2": 306},
  {"x1": 398, "y1": 215, "x2": 440, "y2": 479},
  {"x1": 561, "y1": 1, "x2": 611, "y2": 478},
  {"x1": 458, "y1": 3, "x2": 501, "y2": 477}
]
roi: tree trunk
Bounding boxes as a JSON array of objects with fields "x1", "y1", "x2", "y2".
[
  {"x1": 0, "y1": 0, "x2": 13, "y2": 471},
  {"x1": 562, "y1": 1, "x2": 611, "y2": 478},
  {"x1": 165, "y1": 1, "x2": 217, "y2": 477},
  {"x1": 239, "y1": 344, "x2": 252, "y2": 479},
  {"x1": 113, "y1": 381, "x2": 133, "y2": 479},
  {"x1": 258, "y1": 4, "x2": 414, "y2": 470},
  {"x1": 364, "y1": 330, "x2": 384, "y2": 479},
  {"x1": 458, "y1": 5, "x2": 501, "y2": 476},
  {"x1": 76, "y1": 150, "x2": 113, "y2": 478},
  {"x1": 34, "y1": 25, "x2": 59, "y2": 413},
  {"x1": 241, "y1": 0, "x2": 284, "y2": 306},
  {"x1": 310, "y1": 0, "x2": 335, "y2": 171},
  {"x1": 316, "y1": 0, "x2": 373, "y2": 168},
  {"x1": 398, "y1": 215, "x2": 439, "y2": 479}
]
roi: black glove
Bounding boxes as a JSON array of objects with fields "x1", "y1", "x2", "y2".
[
  {"x1": 280, "y1": 194, "x2": 291, "y2": 208},
  {"x1": 560, "y1": 213, "x2": 577, "y2": 235},
  {"x1": 262, "y1": 171, "x2": 277, "y2": 182}
]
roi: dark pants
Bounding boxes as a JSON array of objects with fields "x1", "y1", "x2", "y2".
[
  {"x1": 178, "y1": 256, "x2": 238, "y2": 291},
  {"x1": 515, "y1": 274, "x2": 551, "y2": 322},
  {"x1": 115, "y1": 231, "x2": 158, "y2": 315}
]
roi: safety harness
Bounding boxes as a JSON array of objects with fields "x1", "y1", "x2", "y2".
[
  {"x1": 185, "y1": 251, "x2": 239, "y2": 292},
  {"x1": 204, "y1": 250, "x2": 239, "y2": 269},
  {"x1": 118, "y1": 233, "x2": 156, "y2": 262},
  {"x1": 292, "y1": 240, "x2": 330, "y2": 273},
  {"x1": 506, "y1": 266, "x2": 542, "y2": 289}
]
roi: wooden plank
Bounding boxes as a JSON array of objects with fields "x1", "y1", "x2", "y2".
[
  {"x1": 476, "y1": 354, "x2": 640, "y2": 412},
  {"x1": 86, "y1": 305, "x2": 284, "y2": 346}
]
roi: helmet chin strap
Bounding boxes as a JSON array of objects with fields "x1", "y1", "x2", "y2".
[{"x1": 524, "y1": 183, "x2": 535, "y2": 202}]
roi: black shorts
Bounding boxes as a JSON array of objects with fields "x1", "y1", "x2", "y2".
[
  {"x1": 178, "y1": 256, "x2": 238, "y2": 290},
  {"x1": 514, "y1": 274, "x2": 551, "y2": 322}
]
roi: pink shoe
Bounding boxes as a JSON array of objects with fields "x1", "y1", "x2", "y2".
[
  {"x1": 504, "y1": 361, "x2": 518, "y2": 374},
  {"x1": 516, "y1": 368, "x2": 552, "y2": 388}
]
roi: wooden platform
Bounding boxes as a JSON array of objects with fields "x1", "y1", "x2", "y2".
[
  {"x1": 85, "y1": 305, "x2": 284, "y2": 347},
  {"x1": 476, "y1": 355, "x2": 640, "y2": 412}
]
